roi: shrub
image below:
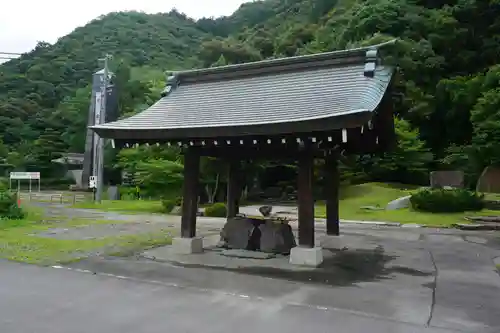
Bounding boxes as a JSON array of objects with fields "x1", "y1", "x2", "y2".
[
  {"x1": 119, "y1": 186, "x2": 138, "y2": 200},
  {"x1": 204, "y1": 202, "x2": 227, "y2": 217},
  {"x1": 160, "y1": 196, "x2": 182, "y2": 214},
  {"x1": 0, "y1": 178, "x2": 7, "y2": 191},
  {"x1": 0, "y1": 191, "x2": 25, "y2": 219},
  {"x1": 41, "y1": 177, "x2": 75, "y2": 190},
  {"x1": 161, "y1": 199, "x2": 176, "y2": 214},
  {"x1": 410, "y1": 188, "x2": 484, "y2": 213}
]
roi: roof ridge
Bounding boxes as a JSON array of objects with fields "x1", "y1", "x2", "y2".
[{"x1": 167, "y1": 39, "x2": 397, "y2": 83}]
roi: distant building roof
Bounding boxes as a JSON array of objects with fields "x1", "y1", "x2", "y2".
[
  {"x1": 91, "y1": 40, "x2": 397, "y2": 141},
  {"x1": 52, "y1": 153, "x2": 84, "y2": 165}
]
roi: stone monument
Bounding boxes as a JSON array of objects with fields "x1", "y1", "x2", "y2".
[
  {"x1": 107, "y1": 186, "x2": 120, "y2": 200},
  {"x1": 430, "y1": 170, "x2": 464, "y2": 188},
  {"x1": 81, "y1": 69, "x2": 118, "y2": 189},
  {"x1": 476, "y1": 166, "x2": 500, "y2": 193}
]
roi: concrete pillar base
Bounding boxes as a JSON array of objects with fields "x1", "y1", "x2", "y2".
[
  {"x1": 172, "y1": 237, "x2": 204, "y2": 254},
  {"x1": 289, "y1": 246, "x2": 323, "y2": 267}
]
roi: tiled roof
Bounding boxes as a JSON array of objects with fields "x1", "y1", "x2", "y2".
[{"x1": 92, "y1": 40, "x2": 396, "y2": 140}]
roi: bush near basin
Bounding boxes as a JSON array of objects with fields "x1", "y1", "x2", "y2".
[
  {"x1": 410, "y1": 188, "x2": 484, "y2": 213},
  {"x1": 204, "y1": 203, "x2": 227, "y2": 217}
]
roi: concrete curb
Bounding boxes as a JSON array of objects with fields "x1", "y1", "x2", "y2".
[
  {"x1": 453, "y1": 223, "x2": 500, "y2": 231},
  {"x1": 315, "y1": 219, "x2": 402, "y2": 227},
  {"x1": 343, "y1": 219, "x2": 403, "y2": 227}
]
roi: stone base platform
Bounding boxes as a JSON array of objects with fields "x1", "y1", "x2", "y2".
[
  {"x1": 171, "y1": 237, "x2": 204, "y2": 254},
  {"x1": 289, "y1": 247, "x2": 324, "y2": 266},
  {"x1": 143, "y1": 234, "x2": 321, "y2": 271}
]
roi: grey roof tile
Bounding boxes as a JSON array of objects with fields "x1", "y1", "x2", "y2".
[
  {"x1": 94, "y1": 65, "x2": 392, "y2": 131},
  {"x1": 92, "y1": 40, "x2": 397, "y2": 139}
]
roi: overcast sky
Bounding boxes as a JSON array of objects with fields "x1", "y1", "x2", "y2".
[{"x1": 0, "y1": 0, "x2": 249, "y2": 62}]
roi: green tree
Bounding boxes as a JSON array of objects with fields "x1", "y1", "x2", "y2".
[
  {"x1": 52, "y1": 85, "x2": 92, "y2": 152},
  {"x1": 0, "y1": 140, "x2": 11, "y2": 177},
  {"x1": 28, "y1": 128, "x2": 68, "y2": 176},
  {"x1": 360, "y1": 118, "x2": 433, "y2": 184},
  {"x1": 470, "y1": 88, "x2": 500, "y2": 167},
  {"x1": 443, "y1": 65, "x2": 500, "y2": 180},
  {"x1": 0, "y1": 140, "x2": 8, "y2": 159},
  {"x1": 134, "y1": 159, "x2": 184, "y2": 197},
  {"x1": 116, "y1": 145, "x2": 182, "y2": 192},
  {"x1": 1, "y1": 0, "x2": 500, "y2": 187}
]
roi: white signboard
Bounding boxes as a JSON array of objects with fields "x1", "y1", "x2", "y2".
[
  {"x1": 94, "y1": 92, "x2": 102, "y2": 124},
  {"x1": 89, "y1": 176, "x2": 97, "y2": 189},
  {"x1": 10, "y1": 172, "x2": 40, "y2": 180}
]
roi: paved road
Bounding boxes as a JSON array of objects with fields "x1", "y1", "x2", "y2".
[
  {"x1": 6, "y1": 202, "x2": 500, "y2": 332},
  {"x1": 0, "y1": 260, "x2": 491, "y2": 333}
]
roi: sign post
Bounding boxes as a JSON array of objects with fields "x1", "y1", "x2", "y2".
[
  {"x1": 9, "y1": 172, "x2": 41, "y2": 193},
  {"x1": 89, "y1": 176, "x2": 97, "y2": 201}
]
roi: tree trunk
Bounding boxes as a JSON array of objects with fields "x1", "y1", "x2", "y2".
[
  {"x1": 212, "y1": 173, "x2": 220, "y2": 203},
  {"x1": 240, "y1": 185, "x2": 248, "y2": 201},
  {"x1": 205, "y1": 173, "x2": 220, "y2": 204}
]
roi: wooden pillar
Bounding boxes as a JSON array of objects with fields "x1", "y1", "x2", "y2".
[
  {"x1": 226, "y1": 159, "x2": 241, "y2": 218},
  {"x1": 297, "y1": 153, "x2": 315, "y2": 248},
  {"x1": 181, "y1": 147, "x2": 200, "y2": 238},
  {"x1": 324, "y1": 151, "x2": 340, "y2": 236}
]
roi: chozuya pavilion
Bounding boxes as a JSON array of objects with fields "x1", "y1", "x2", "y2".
[{"x1": 91, "y1": 40, "x2": 397, "y2": 266}]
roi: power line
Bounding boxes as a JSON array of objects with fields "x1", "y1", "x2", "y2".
[
  {"x1": 0, "y1": 51, "x2": 22, "y2": 55},
  {"x1": 0, "y1": 51, "x2": 21, "y2": 62}
]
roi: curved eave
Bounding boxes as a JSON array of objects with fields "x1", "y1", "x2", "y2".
[{"x1": 91, "y1": 110, "x2": 373, "y2": 141}]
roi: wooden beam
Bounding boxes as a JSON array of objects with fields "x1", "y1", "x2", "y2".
[
  {"x1": 181, "y1": 147, "x2": 200, "y2": 238},
  {"x1": 324, "y1": 152, "x2": 340, "y2": 236},
  {"x1": 297, "y1": 152, "x2": 315, "y2": 248},
  {"x1": 226, "y1": 159, "x2": 241, "y2": 218},
  {"x1": 95, "y1": 109, "x2": 371, "y2": 140},
  {"x1": 113, "y1": 126, "x2": 388, "y2": 156},
  {"x1": 113, "y1": 126, "x2": 389, "y2": 155},
  {"x1": 374, "y1": 91, "x2": 396, "y2": 151}
]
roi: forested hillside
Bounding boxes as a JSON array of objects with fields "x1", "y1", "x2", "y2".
[
  {"x1": 0, "y1": 10, "x2": 209, "y2": 176},
  {"x1": 1, "y1": 0, "x2": 499, "y2": 188}
]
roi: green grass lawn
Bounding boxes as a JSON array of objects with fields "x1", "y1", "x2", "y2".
[
  {"x1": 71, "y1": 199, "x2": 213, "y2": 214},
  {"x1": 70, "y1": 183, "x2": 500, "y2": 227},
  {"x1": 73, "y1": 199, "x2": 165, "y2": 214},
  {"x1": 0, "y1": 206, "x2": 172, "y2": 265},
  {"x1": 315, "y1": 183, "x2": 499, "y2": 227}
]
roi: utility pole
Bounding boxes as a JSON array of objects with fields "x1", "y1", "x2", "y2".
[{"x1": 95, "y1": 54, "x2": 112, "y2": 203}]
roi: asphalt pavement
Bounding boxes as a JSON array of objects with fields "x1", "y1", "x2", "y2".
[
  {"x1": 3, "y1": 201, "x2": 500, "y2": 333},
  {"x1": 0, "y1": 261, "x2": 476, "y2": 333}
]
